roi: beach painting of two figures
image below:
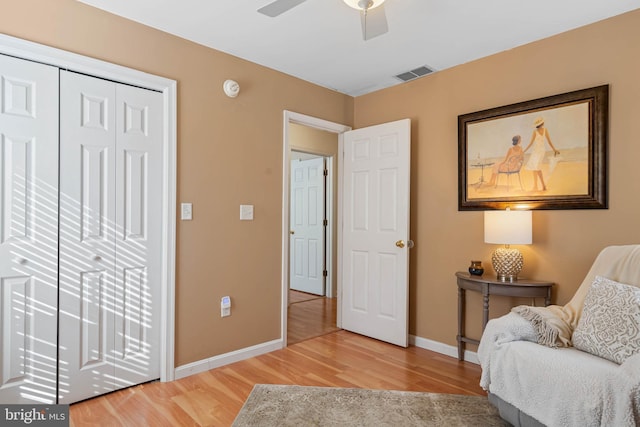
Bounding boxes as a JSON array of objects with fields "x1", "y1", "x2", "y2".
[{"x1": 466, "y1": 101, "x2": 589, "y2": 201}]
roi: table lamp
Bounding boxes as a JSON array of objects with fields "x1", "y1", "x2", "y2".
[{"x1": 484, "y1": 208, "x2": 532, "y2": 282}]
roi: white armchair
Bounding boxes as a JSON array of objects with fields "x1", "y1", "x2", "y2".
[{"x1": 478, "y1": 245, "x2": 640, "y2": 427}]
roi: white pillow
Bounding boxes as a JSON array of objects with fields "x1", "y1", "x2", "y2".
[{"x1": 572, "y1": 276, "x2": 640, "y2": 365}]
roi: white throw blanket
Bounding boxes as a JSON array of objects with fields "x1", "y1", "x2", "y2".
[
  {"x1": 512, "y1": 245, "x2": 640, "y2": 349},
  {"x1": 478, "y1": 245, "x2": 640, "y2": 427},
  {"x1": 478, "y1": 312, "x2": 536, "y2": 390},
  {"x1": 479, "y1": 326, "x2": 640, "y2": 426}
]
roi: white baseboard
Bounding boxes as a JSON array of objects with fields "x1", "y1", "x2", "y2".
[
  {"x1": 175, "y1": 335, "x2": 477, "y2": 380},
  {"x1": 174, "y1": 338, "x2": 283, "y2": 380},
  {"x1": 410, "y1": 335, "x2": 479, "y2": 365}
]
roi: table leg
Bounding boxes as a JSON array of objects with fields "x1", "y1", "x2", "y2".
[
  {"x1": 457, "y1": 287, "x2": 465, "y2": 361},
  {"x1": 482, "y1": 286, "x2": 490, "y2": 331}
]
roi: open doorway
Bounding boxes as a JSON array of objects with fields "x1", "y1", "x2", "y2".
[
  {"x1": 287, "y1": 130, "x2": 338, "y2": 344},
  {"x1": 282, "y1": 114, "x2": 350, "y2": 345},
  {"x1": 282, "y1": 113, "x2": 412, "y2": 348}
]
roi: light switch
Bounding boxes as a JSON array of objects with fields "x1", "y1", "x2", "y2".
[
  {"x1": 240, "y1": 204, "x2": 254, "y2": 220},
  {"x1": 181, "y1": 203, "x2": 193, "y2": 220}
]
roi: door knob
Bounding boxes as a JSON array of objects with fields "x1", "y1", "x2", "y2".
[
  {"x1": 290, "y1": 230, "x2": 295, "y2": 235},
  {"x1": 93, "y1": 254, "x2": 102, "y2": 261},
  {"x1": 395, "y1": 240, "x2": 405, "y2": 248},
  {"x1": 14, "y1": 257, "x2": 27, "y2": 265}
]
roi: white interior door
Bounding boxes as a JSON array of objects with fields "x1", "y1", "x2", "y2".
[
  {"x1": 341, "y1": 119, "x2": 411, "y2": 347},
  {"x1": 290, "y1": 157, "x2": 325, "y2": 295},
  {"x1": 58, "y1": 71, "x2": 117, "y2": 402},
  {"x1": 58, "y1": 71, "x2": 162, "y2": 403},
  {"x1": 113, "y1": 82, "x2": 163, "y2": 389},
  {"x1": 0, "y1": 54, "x2": 59, "y2": 403}
]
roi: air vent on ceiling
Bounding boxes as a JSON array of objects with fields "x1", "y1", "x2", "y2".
[{"x1": 394, "y1": 65, "x2": 435, "y2": 82}]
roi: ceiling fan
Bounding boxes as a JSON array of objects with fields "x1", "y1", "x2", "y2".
[{"x1": 258, "y1": 0, "x2": 389, "y2": 41}]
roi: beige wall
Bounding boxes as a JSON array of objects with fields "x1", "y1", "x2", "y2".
[
  {"x1": 2, "y1": 1, "x2": 638, "y2": 365},
  {"x1": 354, "y1": 9, "x2": 640, "y2": 346},
  {"x1": 0, "y1": 0, "x2": 353, "y2": 366}
]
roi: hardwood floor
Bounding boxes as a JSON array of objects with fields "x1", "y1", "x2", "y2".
[
  {"x1": 287, "y1": 289, "x2": 339, "y2": 345},
  {"x1": 288, "y1": 289, "x2": 323, "y2": 304},
  {"x1": 69, "y1": 331, "x2": 485, "y2": 426}
]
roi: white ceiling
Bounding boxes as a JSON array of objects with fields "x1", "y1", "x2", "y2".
[{"x1": 78, "y1": 0, "x2": 639, "y2": 97}]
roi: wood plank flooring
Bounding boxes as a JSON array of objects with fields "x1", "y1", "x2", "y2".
[
  {"x1": 287, "y1": 290, "x2": 339, "y2": 345},
  {"x1": 69, "y1": 331, "x2": 485, "y2": 427}
]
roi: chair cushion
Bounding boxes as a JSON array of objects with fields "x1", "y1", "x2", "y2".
[{"x1": 572, "y1": 276, "x2": 640, "y2": 364}]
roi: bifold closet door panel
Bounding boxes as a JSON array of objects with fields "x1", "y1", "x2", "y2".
[
  {"x1": 58, "y1": 71, "x2": 118, "y2": 403},
  {"x1": 113, "y1": 83, "x2": 163, "y2": 389},
  {"x1": 58, "y1": 71, "x2": 163, "y2": 403},
  {"x1": 0, "y1": 54, "x2": 59, "y2": 403}
]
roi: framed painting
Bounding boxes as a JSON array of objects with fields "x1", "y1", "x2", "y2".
[{"x1": 458, "y1": 85, "x2": 608, "y2": 210}]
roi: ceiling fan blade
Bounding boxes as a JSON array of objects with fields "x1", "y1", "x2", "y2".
[
  {"x1": 258, "y1": 0, "x2": 308, "y2": 17},
  {"x1": 360, "y1": 4, "x2": 388, "y2": 41}
]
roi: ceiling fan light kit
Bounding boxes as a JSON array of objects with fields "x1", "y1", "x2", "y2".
[
  {"x1": 258, "y1": 0, "x2": 389, "y2": 41},
  {"x1": 343, "y1": 0, "x2": 385, "y2": 11}
]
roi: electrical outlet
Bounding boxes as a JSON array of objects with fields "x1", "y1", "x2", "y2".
[{"x1": 221, "y1": 296, "x2": 231, "y2": 317}]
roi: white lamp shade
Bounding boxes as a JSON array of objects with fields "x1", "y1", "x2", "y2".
[{"x1": 484, "y1": 210, "x2": 532, "y2": 245}]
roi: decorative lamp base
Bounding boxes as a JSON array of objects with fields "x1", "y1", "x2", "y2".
[{"x1": 491, "y1": 247, "x2": 523, "y2": 282}]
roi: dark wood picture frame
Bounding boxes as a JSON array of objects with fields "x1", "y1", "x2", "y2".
[{"x1": 458, "y1": 85, "x2": 608, "y2": 210}]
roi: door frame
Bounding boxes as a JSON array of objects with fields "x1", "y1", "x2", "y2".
[
  {"x1": 0, "y1": 34, "x2": 178, "y2": 382},
  {"x1": 281, "y1": 111, "x2": 350, "y2": 346}
]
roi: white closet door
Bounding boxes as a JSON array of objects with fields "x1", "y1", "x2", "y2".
[
  {"x1": 0, "y1": 54, "x2": 59, "y2": 404},
  {"x1": 58, "y1": 71, "x2": 162, "y2": 403},
  {"x1": 58, "y1": 71, "x2": 118, "y2": 403},
  {"x1": 113, "y1": 83, "x2": 162, "y2": 389}
]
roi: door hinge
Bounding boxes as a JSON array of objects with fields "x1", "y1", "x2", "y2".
[
  {"x1": 323, "y1": 169, "x2": 328, "y2": 176},
  {"x1": 323, "y1": 270, "x2": 328, "y2": 277},
  {"x1": 323, "y1": 219, "x2": 328, "y2": 226}
]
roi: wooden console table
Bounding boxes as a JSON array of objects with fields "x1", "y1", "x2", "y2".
[{"x1": 456, "y1": 271, "x2": 553, "y2": 361}]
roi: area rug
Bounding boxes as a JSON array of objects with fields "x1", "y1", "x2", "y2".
[{"x1": 232, "y1": 384, "x2": 508, "y2": 426}]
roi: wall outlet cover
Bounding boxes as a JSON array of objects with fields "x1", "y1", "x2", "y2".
[{"x1": 221, "y1": 296, "x2": 231, "y2": 317}]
